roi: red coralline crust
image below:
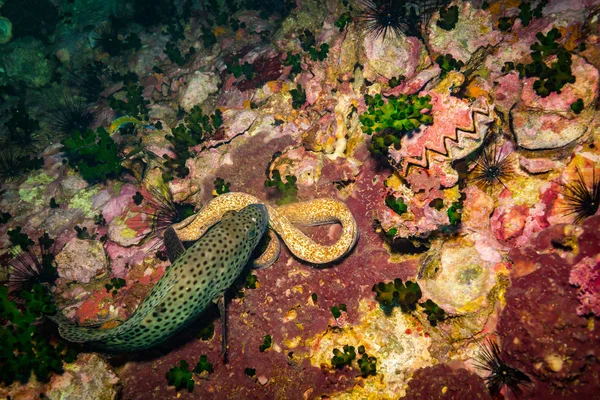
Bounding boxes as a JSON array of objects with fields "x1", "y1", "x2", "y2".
[
  {"x1": 497, "y1": 216, "x2": 600, "y2": 399},
  {"x1": 404, "y1": 364, "x2": 492, "y2": 400}
]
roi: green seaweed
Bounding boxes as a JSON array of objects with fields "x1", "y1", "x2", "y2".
[
  {"x1": 264, "y1": 170, "x2": 298, "y2": 205},
  {"x1": 516, "y1": 28, "x2": 576, "y2": 97},
  {"x1": 290, "y1": 86, "x2": 307, "y2": 109},
  {"x1": 193, "y1": 355, "x2": 214, "y2": 374},
  {"x1": 132, "y1": 191, "x2": 144, "y2": 205},
  {"x1": 226, "y1": 59, "x2": 255, "y2": 80},
  {"x1": 447, "y1": 201, "x2": 462, "y2": 226},
  {"x1": 282, "y1": 51, "x2": 303, "y2": 75},
  {"x1": 165, "y1": 40, "x2": 196, "y2": 67},
  {"x1": 0, "y1": 283, "x2": 76, "y2": 385},
  {"x1": 385, "y1": 195, "x2": 408, "y2": 215},
  {"x1": 105, "y1": 278, "x2": 126, "y2": 296},
  {"x1": 388, "y1": 75, "x2": 405, "y2": 88},
  {"x1": 518, "y1": 0, "x2": 547, "y2": 27},
  {"x1": 0, "y1": 211, "x2": 11, "y2": 224},
  {"x1": 359, "y1": 93, "x2": 433, "y2": 155},
  {"x1": 331, "y1": 345, "x2": 356, "y2": 369},
  {"x1": 8, "y1": 226, "x2": 35, "y2": 251},
  {"x1": 108, "y1": 82, "x2": 149, "y2": 120},
  {"x1": 245, "y1": 273, "x2": 258, "y2": 289},
  {"x1": 214, "y1": 178, "x2": 231, "y2": 196},
  {"x1": 259, "y1": 334, "x2": 272, "y2": 352},
  {"x1": 421, "y1": 299, "x2": 446, "y2": 326},
  {"x1": 335, "y1": 12, "x2": 352, "y2": 32},
  {"x1": 61, "y1": 127, "x2": 122, "y2": 183},
  {"x1": 498, "y1": 17, "x2": 513, "y2": 32},
  {"x1": 372, "y1": 278, "x2": 422, "y2": 315},
  {"x1": 331, "y1": 303, "x2": 347, "y2": 319},
  {"x1": 437, "y1": 5, "x2": 459, "y2": 31},
  {"x1": 357, "y1": 346, "x2": 377, "y2": 377},
  {"x1": 308, "y1": 43, "x2": 330, "y2": 61},
  {"x1": 436, "y1": 54, "x2": 465, "y2": 77},
  {"x1": 570, "y1": 98, "x2": 584, "y2": 114},
  {"x1": 166, "y1": 360, "x2": 194, "y2": 392}
]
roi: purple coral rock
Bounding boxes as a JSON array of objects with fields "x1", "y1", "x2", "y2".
[
  {"x1": 497, "y1": 216, "x2": 600, "y2": 398},
  {"x1": 405, "y1": 363, "x2": 492, "y2": 400}
]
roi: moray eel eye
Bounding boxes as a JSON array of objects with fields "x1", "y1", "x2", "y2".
[{"x1": 247, "y1": 228, "x2": 257, "y2": 239}]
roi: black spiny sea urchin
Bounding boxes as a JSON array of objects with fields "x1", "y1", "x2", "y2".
[
  {"x1": 354, "y1": 0, "x2": 449, "y2": 40},
  {"x1": 48, "y1": 94, "x2": 97, "y2": 136},
  {"x1": 1, "y1": 232, "x2": 58, "y2": 300},
  {"x1": 561, "y1": 166, "x2": 600, "y2": 223},
  {"x1": 471, "y1": 146, "x2": 514, "y2": 194},
  {"x1": 474, "y1": 339, "x2": 532, "y2": 398}
]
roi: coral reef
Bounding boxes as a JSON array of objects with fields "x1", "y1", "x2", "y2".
[{"x1": 1, "y1": 0, "x2": 600, "y2": 398}]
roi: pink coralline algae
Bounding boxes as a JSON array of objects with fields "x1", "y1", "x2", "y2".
[{"x1": 569, "y1": 254, "x2": 600, "y2": 317}]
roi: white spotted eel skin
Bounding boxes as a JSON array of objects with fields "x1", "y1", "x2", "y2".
[{"x1": 173, "y1": 192, "x2": 359, "y2": 265}]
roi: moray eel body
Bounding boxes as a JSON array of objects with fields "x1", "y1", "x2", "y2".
[
  {"x1": 173, "y1": 192, "x2": 359, "y2": 265},
  {"x1": 51, "y1": 204, "x2": 268, "y2": 351}
]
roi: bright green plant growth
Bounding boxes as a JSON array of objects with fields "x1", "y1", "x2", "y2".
[
  {"x1": 201, "y1": 25, "x2": 217, "y2": 48},
  {"x1": 422, "y1": 299, "x2": 445, "y2": 326},
  {"x1": 0, "y1": 211, "x2": 11, "y2": 224},
  {"x1": 518, "y1": 0, "x2": 547, "y2": 27},
  {"x1": 498, "y1": 16, "x2": 512, "y2": 32},
  {"x1": 109, "y1": 82, "x2": 149, "y2": 120},
  {"x1": 357, "y1": 346, "x2": 377, "y2": 377},
  {"x1": 245, "y1": 273, "x2": 258, "y2": 289},
  {"x1": 164, "y1": 106, "x2": 223, "y2": 180},
  {"x1": 105, "y1": 277, "x2": 126, "y2": 296},
  {"x1": 132, "y1": 191, "x2": 143, "y2": 205},
  {"x1": 570, "y1": 98, "x2": 584, "y2": 114},
  {"x1": 165, "y1": 40, "x2": 196, "y2": 67},
  {"x1": 372, "y1": 279, "x2": 446, "y2": 325},
  {"x1": 259, "y1": 334, "x2": 272, "y2": 352},
  {"x1": 226, "y1": 59, "x2": 255, "y2": 80},
  {"x1": 264, "y1": 170, "x2": 298, "y2": 205},
  {"x1": 8, "y1": 226, "x2": 35, "y2": 250},
  {"x1": 447, "y1": 201, "x2": 462, "y2": 225},
  {"x1": 437, "y1": 5, "x2": 459, "y2": 30},
  {"x1": 331, "y1": 345, "x2": 356, "y2": 368},
  {"x1": 308, "y1": 43, "x2": 329, "y2": 61},
  {"x1": 194, "y1": 355, "x2": 213, "y2": 374},
  {"x1": 166, "y1": 360, "x2": 195, "y2": 392},
  {"x1": 335, "y1": 12, "x2": 352, "y2": 31},
  {"x1": 61, "y1": 127, "x2": 122, "y2": 183},
  {"x1": 436, "y1": 54, "x2": 465, "y2": 77},
  {"x1": 214, "y1": 178, "x2": 231, "y2": 196},
  {"x1": 385, "y1": 195, "x2": 408, "y2": 215},
  {"x1": 516, "y1": 28, "x2": 575, "y2": 97},
  {"x1": 360, "y1": 93, "x2": 433, "y2": 155},
  {"x1": 372, "y1": 278, "x2": 422, "y2": 314},
  {"x1": 196, "y1": 320, "x2": 215, "y2": 341},
  {"x1": 282, "y1": 51, "x2": 302, "y2": 75},
  {"x1": 389, "y1": 75, "x2": 405, "y2": 88},
  {"x1": 0, "y1": 284, "x2": 76, "y2": 385},
  {"x1": 290, "y1": 86, "x2": 307, "y2": 109},
  {"x1": 331, "y1": 303, "x2": 347, "y2": 319}
]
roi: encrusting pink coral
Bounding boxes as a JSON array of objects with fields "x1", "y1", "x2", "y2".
[{"x1": 569, "y1": 254, "x2": 600, "y2": 317}]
